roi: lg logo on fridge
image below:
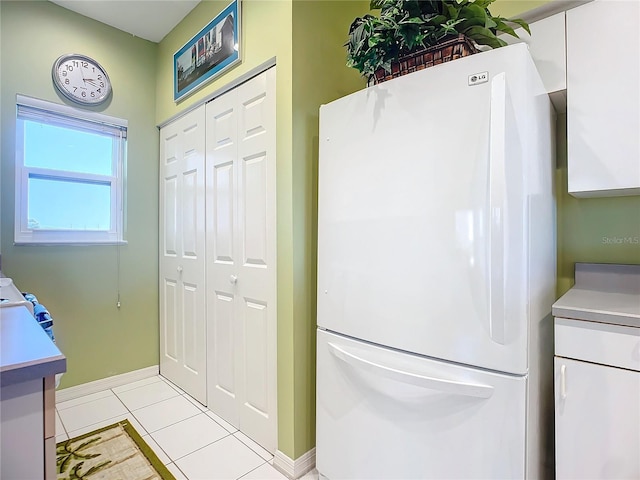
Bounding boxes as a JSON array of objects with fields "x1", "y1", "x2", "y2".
[{"x1": 468, "y1": 71, "x2": 488, "y2": 86}]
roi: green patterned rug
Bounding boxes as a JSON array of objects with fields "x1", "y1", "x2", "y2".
[{"x1": 56, "y1": 419, "x2": 175, "y2": 480}]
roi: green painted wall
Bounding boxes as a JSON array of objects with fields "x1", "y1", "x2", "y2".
[
  {"x1": 491, "y1": 0, "x2": 554, "y2": 18},
  {"x1": 0, "y1": 1, "x2": 159, "y2": 388},
  {"x1": 291, "y1": 0, "x2": 370, "y2": 457}
]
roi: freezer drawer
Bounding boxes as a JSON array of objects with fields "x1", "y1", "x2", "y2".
[{"x1": 316, "y1": 329, "x2": 527, "y2": 480}]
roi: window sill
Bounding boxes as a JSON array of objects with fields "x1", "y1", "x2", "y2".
[{"x1": 14, "y1": 240, "x2": 128, "y2": 246}]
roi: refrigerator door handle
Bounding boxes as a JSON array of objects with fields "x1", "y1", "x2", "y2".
[
  {"x1": 328, "y1": 342, "x2": 494, "y2": 399},
  {"x1": 488, "y1": 72, "x2": 507, "y2": 345}
]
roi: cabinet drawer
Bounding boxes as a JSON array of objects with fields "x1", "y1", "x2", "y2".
[
  {"x1": 555, "y1": 317, "x2": 640, "y2": 371},
  {"x1": 317, "y1": 330, "x2": 527, "y2": 479}
]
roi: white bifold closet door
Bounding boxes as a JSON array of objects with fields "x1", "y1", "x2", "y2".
[
  {"x1": 159, "y1": 105, "x2": 207, "y2": 404},
  {"x1": 205, "y1": 67, "x2": 277, "y2": 453}
]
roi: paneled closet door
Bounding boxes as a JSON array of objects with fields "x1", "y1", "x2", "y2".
[
  {"x1": 159, "y1": 105, "x2": 207, "y2": 404},
  {"x1": 206, "y1": 67, "x2": 277, "y2": 453}
]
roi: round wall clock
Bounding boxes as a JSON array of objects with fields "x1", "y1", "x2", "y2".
[{"x1": 52, "y1": 54, "x2": 112, "y2": 105}]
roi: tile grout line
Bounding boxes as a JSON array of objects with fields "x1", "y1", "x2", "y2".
[
  {"x1": 112, "y1": 386, "x2": 135, "y2": 415},
  {"x1": 114, "y1": 391, "x2": 183, "y2": 413},
  {"x1": 167, "y1": 430, "x2": 235, "y2": 463},
  {"x1": 182, "y1": 393, "x2": 207, "y2": 411},
  {"x1": 142, "y1": 433, "x2": 173, "y2": 466},
  {"x1": 131, "y1": 409, "x2": 203, "y2": 436},
  {"x1": 168, "y1": 462, "x2": 190, "y2": 480},
  {"x1": 232, "y1": 432, "x2": 274, "y2": 462},
  {"x1": 159, "y1": 376, "x2": 185, "y2": 395},
  {"x1": 56, "y1": 389, "x2": 115, "y2": 411},
  {"x1": 56, "y1": 407, "x2": 69, "y2": 437},
  {"x1": 203, "y1": 410, "x2": 239, "y2": 434},
  {"x1": 110, "y1": 377, "x2": 166, "y2": 397},
  {"x1": 235, "y1": 458, "x2": 270, "y2": 480},
  {"x1": 111, "y1": 386, "x2": 148, "y2": 435}
]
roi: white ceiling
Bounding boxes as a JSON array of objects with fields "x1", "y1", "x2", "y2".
[{"x1": 49, "y1": 0, "x2": 201, "y2": 43}]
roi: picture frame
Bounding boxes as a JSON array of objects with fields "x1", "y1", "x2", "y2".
[{"x1": 173, "y1": 0, "x2": 241, "y2": 102}]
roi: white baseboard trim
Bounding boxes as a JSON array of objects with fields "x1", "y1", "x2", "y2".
[
  {"x1": 55, "y1": 365, "x2": 159, "y2": 403},
  {"x1": 273, "y1": 448, "x2": 316, "y2": 479}
]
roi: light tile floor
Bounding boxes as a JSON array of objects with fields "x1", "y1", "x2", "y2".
[{"x1": 56, "y1": 375, "x2": 319, "y2": 480}]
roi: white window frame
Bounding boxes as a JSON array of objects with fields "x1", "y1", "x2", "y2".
[{"x1": 15, "y1": 95, "x2": 128, "y2": 245}]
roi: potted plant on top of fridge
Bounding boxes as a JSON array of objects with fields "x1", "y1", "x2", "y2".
[{"x1": 346, "y1": 0, "x2": 530, "y2": 85}]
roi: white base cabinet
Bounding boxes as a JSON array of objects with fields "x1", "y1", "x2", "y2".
[
  {"x1": 553, "y1": 264, "x2": 640, "y2": 479},
  {"x1": 1, "y1": 305, "x2": 64, "y2": 480},
  {"x1": 554, "y1": 355, "x2": 640, "y2": 479}
]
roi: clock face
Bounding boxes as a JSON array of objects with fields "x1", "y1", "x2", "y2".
[{"x1": 52, "y1": 54, "x2": 112, "y2": 105}]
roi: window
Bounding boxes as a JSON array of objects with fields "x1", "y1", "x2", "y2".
[{"x1": 15, "y1": 95, "x2": 127, "y2": 244}]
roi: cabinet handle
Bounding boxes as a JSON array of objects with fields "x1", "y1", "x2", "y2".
[
  {"x1": 230, "y1": 275, "x2": 238, "y2": 285},
  {"x1": 177, "y1": 266, "x2": 183, "y2": 274},
  {"x1": 560, "y1": 364, "x2": 567, "y2": 400}
]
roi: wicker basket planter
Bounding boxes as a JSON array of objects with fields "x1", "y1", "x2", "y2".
[{"x1": 371, "y1": 34, "x2": 479, "y2": 85}]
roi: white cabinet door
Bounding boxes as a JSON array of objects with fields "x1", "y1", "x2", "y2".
[
  {"x1": 317, "y1": 329, "x2": 527, "y2": 480},
  {"x1": 159, "y1": 105, "x2": 207, "y2": 403},
  {"x1": 566, "y1": 0, "x2": 640, "y2": 196},
  {"x1": 555, "y1": 357, "x2": 640, "y2": 479},
  {"x1": 206, "y1": 67, "x2": 277, "y2": 453}
]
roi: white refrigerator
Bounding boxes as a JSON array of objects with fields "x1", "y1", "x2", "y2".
[{"x1": 316, "y1": 44, "x2": 556, "y2": 480}]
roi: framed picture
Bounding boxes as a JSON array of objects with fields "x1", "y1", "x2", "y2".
[{"x1": 173, "y1": 0, "x2": 241, "y2": 102}]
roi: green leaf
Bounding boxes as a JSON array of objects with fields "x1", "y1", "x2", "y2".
[
  {"x1": 398, "y1": 16, "x2": 425, "y2": 25},
  {"x1": 473, "y1": 0, "x2": 496, "y2": 8},
  {"x1": 458, "y1": 4, "x2": 488, "y2": 30},
  {"x1": 464, "y1": 25, "x2": 507, "y2": 48},
  {"x1": 507, "y1": 17, "x2": 531, "y2": 35},
  {"x1": 444, "y1": 3, "x2": 460, "y2": 20},
  {"x1": 494, "y1": 18, "x2": 517, "y2": 37},
  {"x1": 485, "y1": 17, "x2": 497, "y2": 29}
]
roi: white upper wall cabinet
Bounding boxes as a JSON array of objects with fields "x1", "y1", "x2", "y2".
[
  {"x1": 566, "y1": 0, "x2": 640, "y2": 197},
  {"x1": 502, "y1": 12, "x2": 567, "y2": 95}
]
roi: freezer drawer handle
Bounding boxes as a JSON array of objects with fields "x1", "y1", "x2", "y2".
[
  {"x1": 488, "y1": 71, "x2": 507, "y2": 345},
  {"x1": 328, "y1": 342, "x2": 494, "y2": 399}
]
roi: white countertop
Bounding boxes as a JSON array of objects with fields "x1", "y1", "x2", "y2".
[
  {"x1": 552, "y1": 263, "x2": 640, "y2": 328},
  {"x1": 0, "y1": 305, "x2": 66, "y2": 387}
]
